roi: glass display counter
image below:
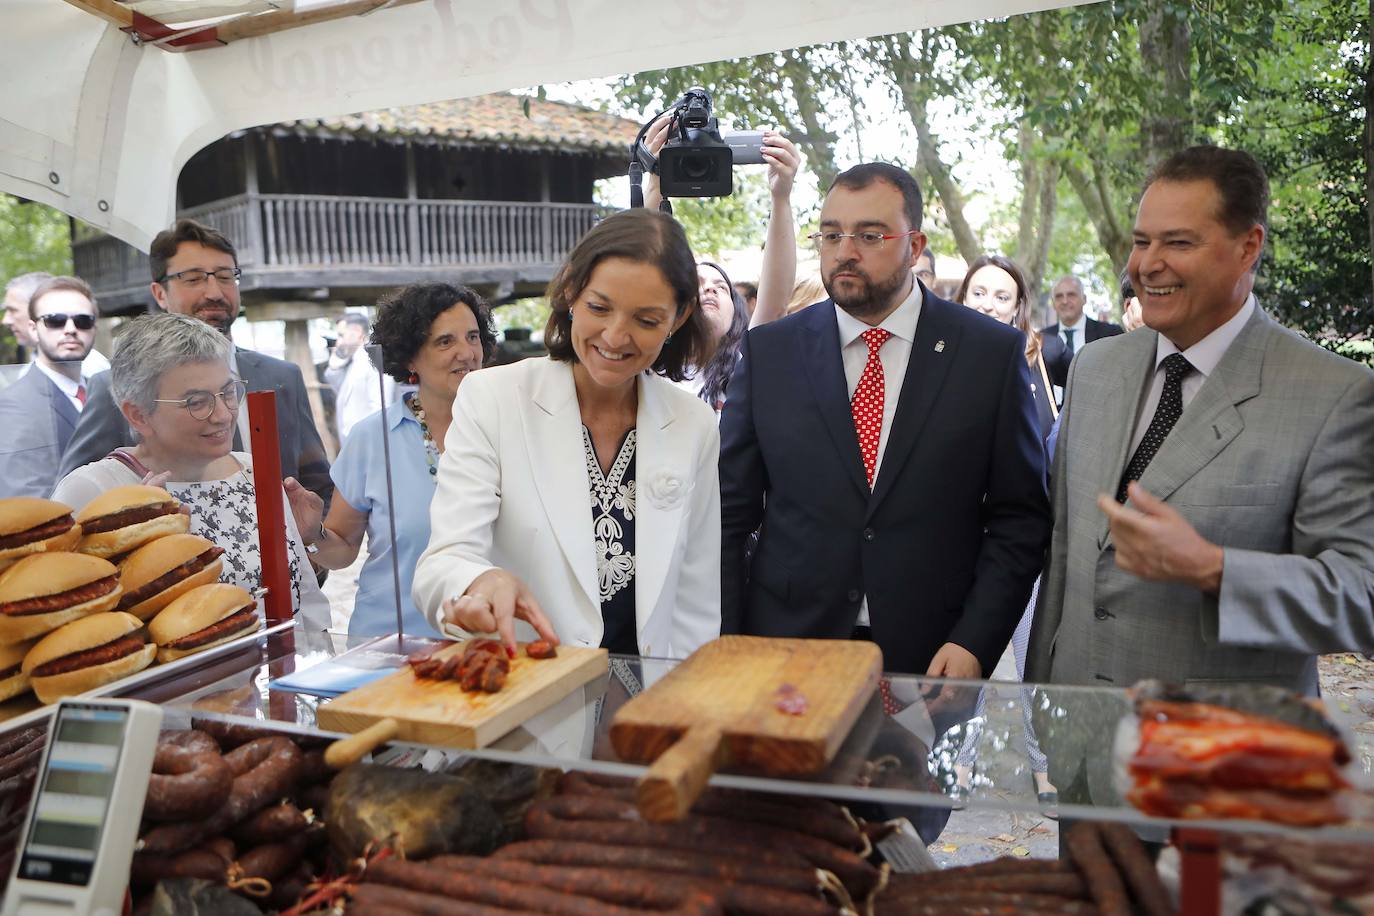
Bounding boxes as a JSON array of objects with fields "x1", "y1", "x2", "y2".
[{"x1": 127, "y1": 625, "x2": 1374, "y2": 848}]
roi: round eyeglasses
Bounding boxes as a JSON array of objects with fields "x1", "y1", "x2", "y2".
[{"x1": 153, "y1": 379, "x2": 247, "y2": 420}]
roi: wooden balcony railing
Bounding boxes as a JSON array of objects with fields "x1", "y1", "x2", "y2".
[{"x1": 74, "y1": 194, "x2": 605, "y2": 305}]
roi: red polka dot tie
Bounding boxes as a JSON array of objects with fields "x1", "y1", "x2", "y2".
[{"x1": 852, "y1": 328, "x2": 891, "y2": 488}]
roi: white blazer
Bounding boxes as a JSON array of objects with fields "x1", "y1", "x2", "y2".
[{"x1": 413, "y1": 357, "x2": 721, "y2": 659}]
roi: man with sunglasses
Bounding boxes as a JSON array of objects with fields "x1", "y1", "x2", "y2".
[
  {"x1": 58, "y1": 219, "x2": 332, "y2": 508},
  {"x1": 0, "y1": 276, "x2": 100, "y2": 497}
]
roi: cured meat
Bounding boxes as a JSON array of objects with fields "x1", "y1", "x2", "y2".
[
  {"x1": 164, "y1": 607, "x2": 258, "y2": 650},
  {"x1": 80, "y1": 502, "x2": 178, "y2": 534},
  {"x1": 29, "y1": 633, "x2": 145, "y2": 677},
  {"x1": 407, "y1": 640, "x2": 510, "y2": 693},
  {"x1": 1129, "y1": 693, "x2": 1354, "y2": 826},
  {"x1": 0, "y1": 516, "x2": 75, "y2": 550},
  {"x1": 116, "y1": 546, "x2": 224, "y2": 610}
]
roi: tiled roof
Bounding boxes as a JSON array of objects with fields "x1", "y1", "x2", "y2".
[{"x1": 266, "y1": 92, "x2": 638, "y2": 155}]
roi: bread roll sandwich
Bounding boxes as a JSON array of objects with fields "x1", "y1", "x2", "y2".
[
  {"x1": 75, "y1": 485, "x2": 188, "y2": 559},
  {"x1": 149, "y1": 584, "x2": 260, "y2": 663},
  {"x1": 116, "y1": 534, "x2": 225, "y2": 622},
  {"x1": 0, "y1": 498, "x2": 81, "y2": 572},
  {"x1": 0, "y1": 638, "x2": 38, "y2": 702},
  {"x1": 22, "y1": 611, "x2": 155, "y2": 704},
  {"x1": 0, "y1": 553, "x2": 122, "y2": 642}
]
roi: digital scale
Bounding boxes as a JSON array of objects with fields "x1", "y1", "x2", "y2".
[{"x1": 2, "y1": 699, "x2": 162, "y2": 916}]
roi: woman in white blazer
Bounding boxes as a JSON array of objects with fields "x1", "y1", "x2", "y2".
[{"x1": 413, "y1": 209, "x2": 722, "y2": 660}]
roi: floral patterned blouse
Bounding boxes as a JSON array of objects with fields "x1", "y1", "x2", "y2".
[{"x1": 583, "y1": 426, "x2": 637, "y2": 655}]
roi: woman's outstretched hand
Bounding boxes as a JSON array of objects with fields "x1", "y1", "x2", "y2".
[{"x1": 441, "y1": 568, "x2": 560, "y2": 657}]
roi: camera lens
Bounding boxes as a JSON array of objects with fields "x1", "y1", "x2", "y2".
[{"x1": 679, "y1": 155, "x2": 713, "y2": 181}]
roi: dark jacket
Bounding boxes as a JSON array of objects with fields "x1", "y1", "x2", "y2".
[{"x1": 719, "y1": 289, "x2": 1052, "y2": 676}]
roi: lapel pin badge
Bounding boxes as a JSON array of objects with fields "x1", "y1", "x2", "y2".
[{"x1": 934, "y1": 340, "x2": 946, "y2": 353}]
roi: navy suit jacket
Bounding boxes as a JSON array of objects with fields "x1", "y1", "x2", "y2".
[
  {"x1": 719, "y1": 289, "x2": 1052, "y2": 676},
  {"x1": 0, "y1": 368, "x2": 81, "y2": 498},
  {"x1": 57, "y1": 347, "x2": 333, "y2": 505}
]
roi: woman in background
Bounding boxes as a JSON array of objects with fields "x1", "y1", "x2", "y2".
[
  {"x1": 299, "y1": 283, "x2": 496, "y2": 638},
  {"x1": 953, "y1": 254, "x2": 1057, "y2": 809},
  {"x1": 956, "y1": 254, "x2": 1064, "y2": 441}
]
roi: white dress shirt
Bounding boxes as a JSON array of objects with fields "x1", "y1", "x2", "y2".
[
  {"x1": 1128, "y1": 295, "x2": 1255, "y2": 456},
  {"x1": 33, "y1": 360, "x2": 86, "y2": 412},
  {"x1": 1058, "y1": 315, "x2": 1087, "y2": 352},
  {"x1": 325, "y1": 348, "x2": 396, "y2": 444},
  {"x1": 833, "y1": 281, "x2": 924, "y2": 625}
]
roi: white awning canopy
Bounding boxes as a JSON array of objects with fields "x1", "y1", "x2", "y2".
[{"x1": 3, "y1": 0, "x2": 1083, "y2": 250}]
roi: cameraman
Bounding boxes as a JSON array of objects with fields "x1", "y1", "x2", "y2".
[{"x1": 641, "y1": 115, "x2": 801, "y2": 331}]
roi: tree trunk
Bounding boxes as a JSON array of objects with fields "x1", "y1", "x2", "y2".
[
  {"x1": 1367, "y1": 0, "x2": 1373, "y2": 301},
  {"x1": 782, "y1": 49, "x2": 840, "y2": 190},
  {"x1": 1138, "y1": 1, "x2": 1193, "y2": 167},
  {"x1": 874, "y1": 33, "x2": 981, "y2": 263},
  {"x1": 1064, "y1": 157, "x2": 1131, "y2": 275},
  {"x1": 1014, "y1": 123, "x2": 1058, "y2": 303}
]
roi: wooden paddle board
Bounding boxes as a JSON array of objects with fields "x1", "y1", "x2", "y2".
[
  {"x1": 610, "y1": 635, "x2": 882, "y2": 820},
  {"x1": 317, "y1": 640, "x2": 608, "y2": 750}
]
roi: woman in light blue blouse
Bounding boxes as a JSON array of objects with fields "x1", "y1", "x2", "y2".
[{"x1": 302, "y1": 283, "x2": 496, "y2": 637}]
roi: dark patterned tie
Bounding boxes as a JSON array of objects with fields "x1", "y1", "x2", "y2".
[
  {"x1": 1117, "y1": 353, "x2": 1192, "y2": 502},
  {"x1": 1063, "y1": 328, "x2": 1076, "y2": 358}
]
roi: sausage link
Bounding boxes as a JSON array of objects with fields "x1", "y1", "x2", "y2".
[
  {"x1": 298, "y1": 747, "x2": 330, "y2": 785},
  {"x1": 144, "y1": 741, "x2": 233, "y2": 821},
  {"x1": 236, "y1": 832, "x2": 308, "y2": 884},
  {"x1": 368, "y1": 858, "x2": 718, "y2": 916},
  {"x1": 526, "y1": 795, "x2": 879, "y2": 898},
  {"x1": 219, "y1": 736, "x2": 304, "y2": 822},
  {"x1": 232, "y1": 801, "x2": 308, "y2": 846},
  {"x1": 881, "y1": 894, "x2": 1096, "y2": 916},
  {"x1": 130, "y1": 847, "x2": 226, "y2": 886},
  {"x1": 352, "y1": 882, "x2": 540, "y2": 915},
  {"x1": 156, "y1": 729, "x2": 220, "y2": 755},
  {"x1": 190, "y1": 719, "x2": 282, "y2": 750},
  {"x1": 434, "y1": 855, "x2": 826, "y2": 916},
  {"x1": 1098, "y1": 822, "x2": 1175, "y2": 916},
  {"x1": 1065, "y1": 822, "x2": 1133, "y2": 916},
  {"x1": 0, "y1": 727, "x2": 46, "y2": 761},
  {"x1": 492, "y1": 839, "x2": 826, "y2": 896},
  {"x1": 0, "y1": 737, "x2": 44, "y2": 783},
  {"x1": 554, "y1": 771, "x2": 863, "y2": 851}
]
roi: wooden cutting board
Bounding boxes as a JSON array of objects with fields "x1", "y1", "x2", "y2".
[
  {"x1": 316, "y1": 640, "x2": 608, "y2": 751},
  {"x1": 610, "y1": 635, "x2": 882, "y2": 821}
]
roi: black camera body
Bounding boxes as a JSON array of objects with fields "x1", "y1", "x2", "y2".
[{"x1": 634, "y1": 88, "x2": 766, "y2": 200}]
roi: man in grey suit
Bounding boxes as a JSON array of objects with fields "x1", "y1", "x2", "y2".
[
  {"x1": 1026, "y1": 146, "x2": 1374, "y2": 803},
  {"x1": 58, "y1": 220, "x2": 332, "y2": 505},
  {"x1": 0, "y1": 277, "x2": 99, "y2": 497}
]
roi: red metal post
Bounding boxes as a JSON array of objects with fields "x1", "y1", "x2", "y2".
[
  {"x1": 247, "y1": 391, "x2": 292, "y2": 626},
  {"x1": 1175, "y1": 827, "x2": 1221, "y2": 916}
]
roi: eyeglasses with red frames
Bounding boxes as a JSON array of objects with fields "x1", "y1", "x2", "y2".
[{"x1": 808, "y1": 230, "x2": 920, "y2": 251}]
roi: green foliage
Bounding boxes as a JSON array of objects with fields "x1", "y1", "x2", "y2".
[
  {"x1": 0, "y1": 195, "x2": 71, "y2": 282},
  {"x1": 0, "y1": 195, "x2": 72, "y2": 358},
  {"x1": 1223, "y1": 0, "x2": 1371, "y2": 351}
]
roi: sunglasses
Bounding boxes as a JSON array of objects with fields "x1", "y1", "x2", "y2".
[{"x1": 38, "y1": 313, "x2": 96, "y2": 331}]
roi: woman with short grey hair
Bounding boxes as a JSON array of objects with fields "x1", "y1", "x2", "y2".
[{"x1": 53, "y1": 313, "x2": 329, "y2": 630}]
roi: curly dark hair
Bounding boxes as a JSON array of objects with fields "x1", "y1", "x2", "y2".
[
  {"x1": 695, "y1": 261, "x2": 748, "y2": 409},
  {"x1": 370, "y1": 283, "x2": 497, "y2": 383},
  {"x1": 544, "y1": 209, "x2": 714, "y2": 381}
]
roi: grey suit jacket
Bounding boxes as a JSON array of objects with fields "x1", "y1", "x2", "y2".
[
  {"x1": 0, "y1": 369, "x2": 81, "y2": 498},
  {"x1": 1028, "y1": 305, "x2": 1374, "y2": 693},
  {"x1": 57, "y1": 348, "x2": 333, "y2": 505}
]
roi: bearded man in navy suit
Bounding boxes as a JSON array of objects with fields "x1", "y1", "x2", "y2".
[{"x1": 720, "y1": 163, "x2": 1051, "y2": 681}]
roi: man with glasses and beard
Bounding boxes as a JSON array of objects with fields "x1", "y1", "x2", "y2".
[
  {"x1": 0, "y1": 277, "x2": 99, "y2": 497},
  {"x1": 58, "y1": 219, "x2": 332, "y2": 508},
  {"x1": 720, "y1": 164, "x2": 1051, "y2": 839}
]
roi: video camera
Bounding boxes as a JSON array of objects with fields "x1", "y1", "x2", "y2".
[{"x1": 630, "y1": 88, "x2": 765, "y2": 201}]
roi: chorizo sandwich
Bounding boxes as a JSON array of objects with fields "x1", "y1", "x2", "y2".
[
  {"x1": 22, "y1": 611, "x2": 156, "y2": 704},
  {"x1": 116, "y1": 534, "x2": 225, "y2": 621},
  {"x1": 75, "y1": 485, "x2": 189, "y2": 559},
  {"x1": 0, "y1": 638, "x2": 38, "y2": 702},
  {"x1": 0, "y1": 553, "x2": 123, "y2": 642},
  {"x1": 0, "y1": 497, "x2": 81, "y2": 572},
  {"x1": 149, "y1": 584, "x2": 261, "y2": 663}
]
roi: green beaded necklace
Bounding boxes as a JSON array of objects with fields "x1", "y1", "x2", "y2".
[{"x1": 406, "y1": 394, "x2": 440, "y2": 476}]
